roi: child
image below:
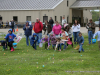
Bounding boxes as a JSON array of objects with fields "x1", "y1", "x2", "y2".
[
  {"x1": 0, "y1": 40, "x2": 7, "y2": 51},
  {"x1": 5, "y1": 29, "x2": 16, "y2": 52},
  {"x1": 31, "y1": 33, "x2": 38, "y2": 50},
  {"x1": 61, "y1": 28, "x2": 68, "y2": 50},
  {"x1": 93, "y1": 28, "x2": 100, "y2": 50},
  {"x1": 49, "y1": 32, "x2": 57, "y2": 49},
  {"x1": 41, "y1": 35, "x2": 49, "y2": 50},
  {"x1": 78, "y1": 32, "x2": 84, "y2": 53}
]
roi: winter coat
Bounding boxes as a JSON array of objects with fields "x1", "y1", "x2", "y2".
[{"x1": 43, "y1": 24, "x2": 52, "y2": 34}]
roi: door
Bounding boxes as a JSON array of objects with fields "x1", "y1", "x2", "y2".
[
  {"x1": 43, "y1": 16, "x2": 48, "y2": 23},
  {"x1": 13, "y1": 16, "x2": 18, "y2": 22}
]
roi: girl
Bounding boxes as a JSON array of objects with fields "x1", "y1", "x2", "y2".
[
  {"x1": 41, "y1": 35, "x2": 49, "y2": 50},
  {"x1": 61, "y1": 28, "x2": 68, "y2": 50},
  {"x1": 72, "y1": 20, "x2": 80, "y2": 44},
  {"x1": 5, "y1": 29, "x2": 16, "y2": 52},
  {"x1": 66, "y1": 26, "x2": 73, "y2": 47},
  {"x1": 49, "y1": 32, "x2": 57, "y2": 49},
  {"x1": 52, "y1": 21, "x2": 62, "y2": 37},
  {"x1": 43, "y1": 20, "x2": 52, "y2": 35}
]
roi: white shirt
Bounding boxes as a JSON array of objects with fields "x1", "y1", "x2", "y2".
[
  {"x1": 72, "y1": 24, "x2": 80, "y2": 32},
  {"x1": 9, "y1": 22, "x2": 11, "y2": 26},
  {"x1": 62, "y1": 19, "x2": 67, "y2": 25}
]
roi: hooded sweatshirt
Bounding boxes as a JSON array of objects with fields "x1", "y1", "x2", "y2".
[
  {"x1": 72, "y1": 24, "x2": 80, "y2": 32},
  {"x1": 52, "y1": 24, "x2": 62, "y2": 35},
  {"x1": 93, "y1": 31, "x2": 100, "y2": 41},
  {"x1": 31, "y1": 33, "x2": 38, "y2": 45},
  {"x1": 23, "y1": 21, "x2": 32, "y2": 36},
  {"x1": 49, "y1": 35, "x2": 57, "y2": 45},
  {"x1": 34, "y1": 21, "x2": 43, "y2": 33}
]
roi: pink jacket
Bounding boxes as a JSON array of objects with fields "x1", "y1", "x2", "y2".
[{"x1": 52, "y1": 24, "x2": 62, "y2": 35}]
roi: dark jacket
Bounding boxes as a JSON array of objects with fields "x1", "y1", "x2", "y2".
[
  {"x1": 49, "y1": 19, "x2": 54, "y2": 25},
  {"x1": 0, "y1": 40, "x2": 7, "y2": 46},
  {"x1": 23, "y1": 21, "x2": 32, "y2": 36},
  {"x1": 43, "y1": 24, "x2": 52, "y2": 34},
  {"x1": 99, "y1": 17, "x2": 100, "y2": 28},
  {"x1": 86, "y1": 22, "x2": 95, "y2": 33},
  {"x1": 31, "y1": 33, "x2": 38, "y2": 45},
  {"x1": 11, "y1": 21, "x2": 15, "y2": 27},
  {"x1": 77, "y1": 36, "x2": 84, "y2": 44}
]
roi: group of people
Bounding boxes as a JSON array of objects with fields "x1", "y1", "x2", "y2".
[{"x1": 0, "y1": 17, "x2": 100, "y2": 53}]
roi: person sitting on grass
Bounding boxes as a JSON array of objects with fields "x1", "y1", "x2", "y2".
[
  {"x1": 41, "y1": 35, "x2": 49, "y2": 50},
  {"x1": 49, "y1": 32, "x2": 57, "y2": 49},
  {"x1": 0, "y1": 40, "x2": 7, "y2": 51},
  {"x1": 31, "y1": 33, "x2": 39, "y2": 50},
  {"x1": 78, "y1": 32, "x2": 84, "y2": 53},
  {"x1": 93, "y1": 28, "x2": 100, "y2": 50},
  {"x1": 4, "y1": 29, "x2": 16, "y2": 52}
]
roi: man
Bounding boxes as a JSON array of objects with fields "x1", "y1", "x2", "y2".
[
  {"x1": 49, "y1": 17, "x2": 54, "y2": 28},
  {"x1": 62, "y1": 17, "x2": 67, "y2": 28},
  {"x1": 34, "y1": 18, "x2": 43, "y2": 44},
  {"x1": 99, "y1": 17, "x2": 100, "y2": 28},
  {"x1": 23, "y1": 21, "x2": 32, "y2": 46},
  {"x1": 11, "y1": 19, "x2": 15, "y2": 32},
  {"x1": 0, "y1": 20, "x2": 2, "y2": 28},
  {"x1": 86, "y1": 19, "x2": 95, "y2": 45}
]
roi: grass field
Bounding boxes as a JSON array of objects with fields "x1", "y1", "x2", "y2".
[{"x1": 0, "y1": 34, "x2": 100, "y2": 75}]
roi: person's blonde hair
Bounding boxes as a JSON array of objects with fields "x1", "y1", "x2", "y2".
[{"x1": 55, "y1": 21, "x2": 58, "y2": 23}]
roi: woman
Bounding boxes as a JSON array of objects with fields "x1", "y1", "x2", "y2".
[
  {"x1": 72, "y1": 20, "x2": 80, "y2": 44},
  {"x1": 66, "y1": 25, "x2": 73, "y2": 47},
  {"x1": 52, "y1": 21, "x2": 62, "y2": 37},
  {"x1": 43, "y1": 20, "x2": 52, "y2": 35}
]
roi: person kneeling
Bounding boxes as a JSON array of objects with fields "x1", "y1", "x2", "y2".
[{"x1": 31, "y1": 33, "x2": 38, "y2": 50}]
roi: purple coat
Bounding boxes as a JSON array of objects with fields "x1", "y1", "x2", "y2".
[
  {"x1": 49, "y1": 36, "x2": 57, "y2": 45},
  {"x1": 41, "y1": 38, "x2": 49, "y2": 46}
]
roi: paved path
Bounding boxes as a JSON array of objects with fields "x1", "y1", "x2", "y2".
[{"x1": 0, "y1": 27, "x2": 99, "y2": 34}]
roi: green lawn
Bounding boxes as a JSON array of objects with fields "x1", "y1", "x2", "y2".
[{"x1": 0, "y1": 35, "x2": 100, "y2": 75}]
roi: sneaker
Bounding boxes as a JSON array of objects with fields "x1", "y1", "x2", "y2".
[
  {"x1": 78, "y1": 51, "x2": 80, "y2": 53},
  {"x1": 58, "y1": 49, "x2": 61, "y2": 51}
]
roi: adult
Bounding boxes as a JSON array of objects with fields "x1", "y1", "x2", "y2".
[
  {"x1": 23, "y1": 21, "x2": 32, "y2": 46},
  {"x1": 86, "y1": 19, "x2": 95, "y2": 45},
  {"x1": 11, "y1": 19, "x2": 15, "y2": 32},
  {"x1": 34, "y1": 18, "x2": 43, "y2": 42},
  {"x1": 52, "y1": 21, "x2": 62, "y2": 37},
  {"x1": 43, "y1": 20, "x2": 52, "y2": 35},
  {"x1": 99, "y1": 17, "x2": 100, "y2": 28},
  {"x1": 6, "y1": 21, "x2": 9, "y2": 28},
  {"x1": 72, "y1": 20, "x2": 80, "y2": 44},
  {"x1": 62, "y1": 17, "x2": 67, "y2": 28},
  {"x1": 9, "y1": 21, "x2": 11, "y2": 28},
  {"x1": 0, "y1": 20, "x2": 2, "y2": 28},
  {"x1": 49, "y1": 17, "x2": 54, "y2": 28}
]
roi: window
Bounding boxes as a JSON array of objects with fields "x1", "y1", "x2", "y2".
[
  {"x1": 60, "y1": 16, "x2": 62, "y2": 22},
  {"x1": 13, "y1": 16, "x2": 18, "y2": 22},
  {"x1": 26, "y1": 16, "x2": 31, "y2": 21},
  {"x1": 55, "y1": 16, "x2": 57, "y2": 21},
  {"x1": 0, "y1": 17, "x2": 2, "y2": 20},
  {"x1": 67, "y1": 0, "x2": 69, "y2": 7}
]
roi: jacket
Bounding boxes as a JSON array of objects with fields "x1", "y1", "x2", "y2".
[
  {"x1": 34, "y1": 21, "x2": 43, "y2": 33},
  {"x1": 49, "y1": 35, "x2": 57, "y2": 45},
  {"x1": 11, "y1": 21, "x2": 15, "y2": 27},
  {"x1": 99, "y1": 17, "x2": 100, "y2": 28},
  {"x1": 0, "y1": 40, "x2": 7, "y2": 46},
  {"x1": 43, "y1": 24, "x2": 52, "y2": 34},
  {"x1": 72, "y1": 24, "x2": 80, "y2": 32},
  {"x1": 23, "y1": 21, "x2": 32, "y2": 36},
  {"x1": 93, "y1": 31, "x2": 100, "y2": 41},
  {"x1": 41, "y1": 38, "x2": 49, "y2": 46},
  {"x1": 52, "y1": 24, "x2": 62, "y2": 35},
  {"x1": 68, "y1": 29, "x2": 73, "y2": 38},
  {"x1": 62, "y1": 19, "x2": 67, "y2": 25},
  {"x1": 86, "y1": 22, "x2": 95, "y2": 33},
  {"x1": 5, "y1": 33, "x2": 16, "y2": 42},
  {"x1": 31, "y1": 33, "x2": 38, "y2": 45},
  {"x1": 78, "y1": 36, "x2": 84, "y2": 44},
  {"x1": 49, "y1": 19, "x2": 54, "y2": 25}
]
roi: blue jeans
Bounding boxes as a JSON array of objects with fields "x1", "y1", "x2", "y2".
[
  {"x1": 63, "y1": 41, "x2": 67, "y2": 50},
  {"x1": 88, "y1": 31, "x2": 93, "y2": 44},
  {"x1": 36, "y1": 33, "x2": 42, "y2": 45},
  {"x1": 51, "y1": 24, "x2": 53, "y2": 28},
  {"x1": 12, "y1": 27, "x2": 15, "y2": 32},
  {"x1": 79, "y1": 44, "x2": 84, "y2": 52},
  {"x1": 58, "y1": 44, "x2": 61, "y2": 50},
  {"x1": 73, "y1": 32, "x2": 78, "y2": 42},
  {"x1": 52, "y1": 44, "x2": 56, "y2": 48},
  {"x1": 26, "y1": 35, "x2": 32, "y2": 46},
  {"x1": 32, "y1": 42, "x2": 36, "y2": 50}
]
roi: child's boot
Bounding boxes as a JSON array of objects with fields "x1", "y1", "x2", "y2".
[{"x1": 11, "y1": 47, "x2": 14, "y2": 52}]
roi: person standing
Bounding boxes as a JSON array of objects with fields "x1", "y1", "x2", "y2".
[
  {"x1": 0, "y1": 20, "x2": 2, "y2": 28},
  {"x1": 62, "y1": 17, "x2": 67, "y2": 28},
  {"x1": 72, "y1": 20, "x2": 80, "y2": 44},
  {"x1": 49, "y1": 17, "x2": 54, "y2": 28},
  {"x1": 43, "y1": 20, "x2": 52, "y2": 35},
  {"x1": 34, "y1": 18, "x2": 43, "y2": 42},
  {"x1": 6, "y1": 21, "x2": 9, "y2": 28},
  {"x1": 11, "y1": 19, "x2": 15, "y2": 32},
  {"x1": 9, "y1": 21, "x2": 11, "y2": 28},
  {"x1": 23, "y1": 21, "x2": 32, "y2": 46},
  {"x1": 52, "y1": 21, "x2": 62, "y2": 37},
  {"x1": 86, "y1": 19, "x2": 95, "y2": 45},
  {"x1": 99, "y1": 17, "x2": 100, "y2": 28}
]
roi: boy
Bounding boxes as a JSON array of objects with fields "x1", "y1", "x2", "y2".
[
  {"x1": 5, "y1": 29, "x2": 16, "y2": 52},
  {"x1": 93, "y1": 28, "x2": 100, "y2": 50},
  {"x1": 31, "y1": 33, "x2": 38, "y2": 50},
  {"x1": 0, "y1": 40, "x2": 7, "y2": 51},
  {"x1": 78, "y1": 32, "x2": 84, "y2": 53}
]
